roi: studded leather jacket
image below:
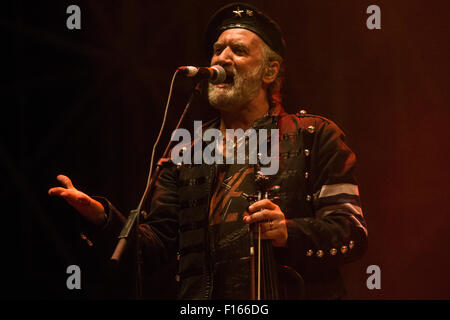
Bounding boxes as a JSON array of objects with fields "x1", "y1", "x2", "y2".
[{"x1": 98, "y1": 104, "x2": 368, "y2": 300}]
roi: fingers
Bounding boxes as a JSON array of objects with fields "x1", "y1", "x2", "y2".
[
  {"x1": 244, "y1": 208, "x2": 283, "y2": 225},
  {"x1": 244, "y1": 199, "x2": 287, "y2": 247},
  {"x1": 251, "y1": 220, "x2": 287, "y2": 247},
  {"x1": 244, "y1": 199, "x2": 280, "y2": 224},
  {"x1": 248, "y1": 198, "x2": 277, "y2": 213},
  {"x1": 48, "y1": 176, "x2": 106, "y2": 226},
  {"x1": 48, "y1": 187, "x2": 67, "y2": 196},
  {"x1": 255, "y1": 219, "x2": 285, "y2": 234},
  {"x1": 48, "y1": 186, "x2": 90, "y2": 206},
  {"x1": 48, "y1": 175, "x2": 75, "y2": 197},
  {"x1": 56, "y1": 174, "x2": 74, "y2": 189},
  {"x1": 255, "y1": 220, "x2": 275, "y2": 233},
  {"x1": 244, "y1": 209, "x2": 271, "y2": 224}
]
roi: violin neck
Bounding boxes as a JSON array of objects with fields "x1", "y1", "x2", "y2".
[{"x1": 255, "y1": 188, "x2": 280, "y2": 300}]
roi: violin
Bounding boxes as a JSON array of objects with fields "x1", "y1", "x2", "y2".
[{"x1": 248, "y1": 167, "x2": 305, "y2": 300}]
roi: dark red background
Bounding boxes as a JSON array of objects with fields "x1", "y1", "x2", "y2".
[{"x1": 2, "y1": 0, "x2": 449, "y2": 299}]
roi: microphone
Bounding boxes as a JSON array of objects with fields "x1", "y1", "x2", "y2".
[{"x1": 178, "y1": 65, "x2": 226, "y2": 84}]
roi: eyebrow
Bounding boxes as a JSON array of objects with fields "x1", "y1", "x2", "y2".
[
  {"x1": 213, "y1": 42, "x2": 223, "y2": 50},
  {"x1": 213, "y1": 41, "x2": 250, "y2": 53}
]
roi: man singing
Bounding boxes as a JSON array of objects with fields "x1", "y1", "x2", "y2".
[{"x1": 49, "y1": 3, "x2": 368, "y2": 299}]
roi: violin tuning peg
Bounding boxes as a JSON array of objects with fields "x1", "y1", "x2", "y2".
[
  {"x1": 255, "y1": 172, "x2": 270, "y2": 189},
  {"x1": 270, "y1": 185, "x2": 281, "y2": 193},
  {"x1": 140, "y1": 210, "x2": 149, "y2": 219},
  {"x1": 255, "y1": 170, "x2": 268, "y2": 179}
]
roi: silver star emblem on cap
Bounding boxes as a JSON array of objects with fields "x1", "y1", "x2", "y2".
[
  {"x1": 233, "y1": 7, "x2": 244, "y2": 17},
  {"x1": 246, "y1": 9, "x2": 254, "y2": 16}
]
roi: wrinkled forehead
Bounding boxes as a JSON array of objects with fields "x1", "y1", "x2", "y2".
[{"x1": 214, "y1": 28, "x2": 265, "y2": 48}]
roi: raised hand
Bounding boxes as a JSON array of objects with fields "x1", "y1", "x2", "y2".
[{"x1": 48, "y1": 174, "x2": 107, "y2": 227}]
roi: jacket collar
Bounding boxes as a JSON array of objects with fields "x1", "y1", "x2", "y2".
[
  {"x1": 202, "y1": 103, "x2": 286, "y2": 131},
  {"x1": 190, "y1": 103, "x2": 286, "y2": 150}
]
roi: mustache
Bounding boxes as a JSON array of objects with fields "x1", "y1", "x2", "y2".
[
  {"x1": 208, "y1": 64, "x2": 265, "y2": 88},
  {"x1": 218, "y1": 65, "x2": 236, "y2": 75}
]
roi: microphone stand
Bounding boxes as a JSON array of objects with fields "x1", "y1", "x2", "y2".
[{"x1": 110, "y1": 82, "x2": 201, "y2": 299}]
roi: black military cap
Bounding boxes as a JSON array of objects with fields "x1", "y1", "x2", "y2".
[{"x1": 205, "y1": 2, "x2": 286, "y2": 59}]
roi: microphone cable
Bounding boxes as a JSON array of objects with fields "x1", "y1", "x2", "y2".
[
  {"x1": 138, "y1": 69, "x2": 179, "y2": 213},
  {"x1": 133, "y1": 68, "x2": 180, "y2": 299}
]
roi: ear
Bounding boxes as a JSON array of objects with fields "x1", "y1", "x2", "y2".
[{"x1": 262, "y1": 61, "x2": 280, "y2": 84}]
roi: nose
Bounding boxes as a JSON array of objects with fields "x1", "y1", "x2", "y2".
[{"x1": 211, "y1": 47, "x2": 233, "y2": 67}]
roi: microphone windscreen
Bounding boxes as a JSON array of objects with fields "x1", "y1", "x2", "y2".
[{"x1": 210, "y1": 65, "x2": 226, "y2": 84}]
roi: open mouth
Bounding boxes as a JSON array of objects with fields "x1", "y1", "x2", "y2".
[{"x1": 222, "y1": 73, "x2": 234, "y2": 85}]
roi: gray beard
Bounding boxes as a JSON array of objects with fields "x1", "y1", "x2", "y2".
[{"x1": 208, "y1": 65, "x2": 264, "y2": 110}]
